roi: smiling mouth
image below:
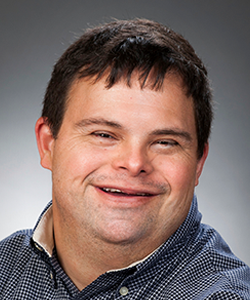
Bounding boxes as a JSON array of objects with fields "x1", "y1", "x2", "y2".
[{"x1": 100, "y1": 187, "x2": 153, "y2": 197}]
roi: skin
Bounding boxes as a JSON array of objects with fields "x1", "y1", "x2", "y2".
[{"x1": 36, "y1": 74, "x2": 208, "y2": 290}]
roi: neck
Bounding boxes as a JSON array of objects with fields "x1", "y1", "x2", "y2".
[{"x1": 54, "y1": 228, "x2": 161, "y2": 291}]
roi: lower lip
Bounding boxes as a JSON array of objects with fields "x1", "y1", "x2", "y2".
[{"x1": 95, "y1": 187, "x2": 155, "y2": 207}]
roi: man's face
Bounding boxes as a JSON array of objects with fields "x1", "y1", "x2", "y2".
[{"x1": 38, "y1": 74, "x2": 207, "y2": 251}]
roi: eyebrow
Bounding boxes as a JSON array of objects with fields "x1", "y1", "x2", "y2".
[
  {"x1": 75, "y1": 118, "x2": 122, "y2": 129},
  {"x1": 149, "y1": 129, "x2": 192, "y2": 142}
]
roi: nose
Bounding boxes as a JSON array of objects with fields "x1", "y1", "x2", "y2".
[{"x1": 111, "y1": 141, "x2": 154, "y2": 177}]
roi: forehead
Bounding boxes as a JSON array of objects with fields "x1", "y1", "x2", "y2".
[
  {"x1": 63, "y1": 74, "x2": 196, "y2": 135},
  {"x1": 67, "y1": 71, "x2": 190, "y2": 106}
]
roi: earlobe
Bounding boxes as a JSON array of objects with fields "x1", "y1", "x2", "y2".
[
  {"x1": 195, "y1": 143, "x2": 209, "y2": 186},
  {"x1": 35, "y1": 117, "x2": 54, "y2": 170}
]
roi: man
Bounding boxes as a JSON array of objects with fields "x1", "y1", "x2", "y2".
[{"x1": 0, "y1": 19, "x2": 249, "y2": 299}]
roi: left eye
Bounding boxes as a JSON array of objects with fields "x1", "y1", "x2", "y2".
[{"x1": 157, "y1": 140, "x2": 178, "y2": 146}]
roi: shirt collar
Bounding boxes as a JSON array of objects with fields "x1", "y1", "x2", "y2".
[{"x1": 32, "y1": 201, "x2": 54, "y2": 257}]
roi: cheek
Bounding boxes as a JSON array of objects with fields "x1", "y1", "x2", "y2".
[
  {"x1": 53, "y1": 144, "x2": 106, "y2": 177},
  {"x1": 52, "y1": 146, "x2": 115, "y2": 200},
  {"x1": 158, "y1": 157, "x2": 197, "y2": 191}
]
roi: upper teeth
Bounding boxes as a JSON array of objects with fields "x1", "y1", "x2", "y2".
[
  {"x1": 102, "y1": 188, "x2": 148, "y2": 196},
  {"x1": 103, "y1": 188, "x2": 122, "y2": 193}
]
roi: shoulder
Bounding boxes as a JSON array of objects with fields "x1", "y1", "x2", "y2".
[
  {"x1": 0, "y1": 205, "x2": 57, "y2": 298},
  {"x1": 0, "y1": 229, "x2": 33, "y2": 265},
  {"x1": 200, "y1": 224, "x2": 249, "y2": 271},
  {"x1": 0, "y1": 229, "x2": 56, "y2": 298},
  {"x1": 0, "y1": 230, "x2": 37, "y2": 295},
  {"x1": 0, "y1": 229, "x2": 33, "y2": 246},
  {"x1": 194, "y1": 224, "x2": 250, "y2": 299},
  {"x1": 160, "y1": 223, "x2": 250, "y2": 299}
]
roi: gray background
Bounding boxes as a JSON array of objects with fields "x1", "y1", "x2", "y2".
[{"x1": 0, "y1": 0, "x2": 249, "y2": 265}]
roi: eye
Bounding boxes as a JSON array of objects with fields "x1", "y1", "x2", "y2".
[
  {"x1": 157, "y1": 139, "x2": 178, "y2": 147},
  {"x1": 92, "y1": 132, "x2": 115, "y2": 139}
]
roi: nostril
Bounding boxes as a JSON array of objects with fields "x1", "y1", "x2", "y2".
[{"x1": 120, "y1": 166, "x2": 127, "y2": 170}]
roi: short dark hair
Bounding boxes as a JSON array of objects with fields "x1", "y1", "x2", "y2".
[{"x1": 42, "y1": 18, "x2": 213, "y2": 159}]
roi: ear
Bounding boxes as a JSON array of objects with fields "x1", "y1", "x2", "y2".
[
  {"x1": 195, "y1": 143, "x2": 209, "y2": 186},
  {"x1": 35, "y1": 117, "x2": 54, "y2": 171}
]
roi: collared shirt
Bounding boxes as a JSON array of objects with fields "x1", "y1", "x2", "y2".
[{"x1": 0, "y1": 196, "x2": 250, "y2": 299}]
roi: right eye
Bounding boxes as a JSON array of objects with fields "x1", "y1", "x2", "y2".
[{"x1": 92, "y1": 132, "x2": 114, "y2": 139}]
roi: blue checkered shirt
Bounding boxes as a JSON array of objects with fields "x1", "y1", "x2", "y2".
[{"x1": 0, "y1": 196, "x2": 250, "y2": 299}]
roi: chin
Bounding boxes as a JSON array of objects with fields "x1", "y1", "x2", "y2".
[{"x1": 95, "y1": 222, "x2": 147, "y2": 246}]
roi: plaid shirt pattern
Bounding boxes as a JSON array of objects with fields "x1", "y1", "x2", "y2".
[{"x1": 0, "y1": 196, "x2": 250, "y2": 299}]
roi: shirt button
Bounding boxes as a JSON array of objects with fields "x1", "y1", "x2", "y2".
[
  {"x1": 119, "y1": 286, "x2": 129, "y2": 296},
  {"x1": 34, "y1": 243, "x2": 43, "y2": 251}
]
